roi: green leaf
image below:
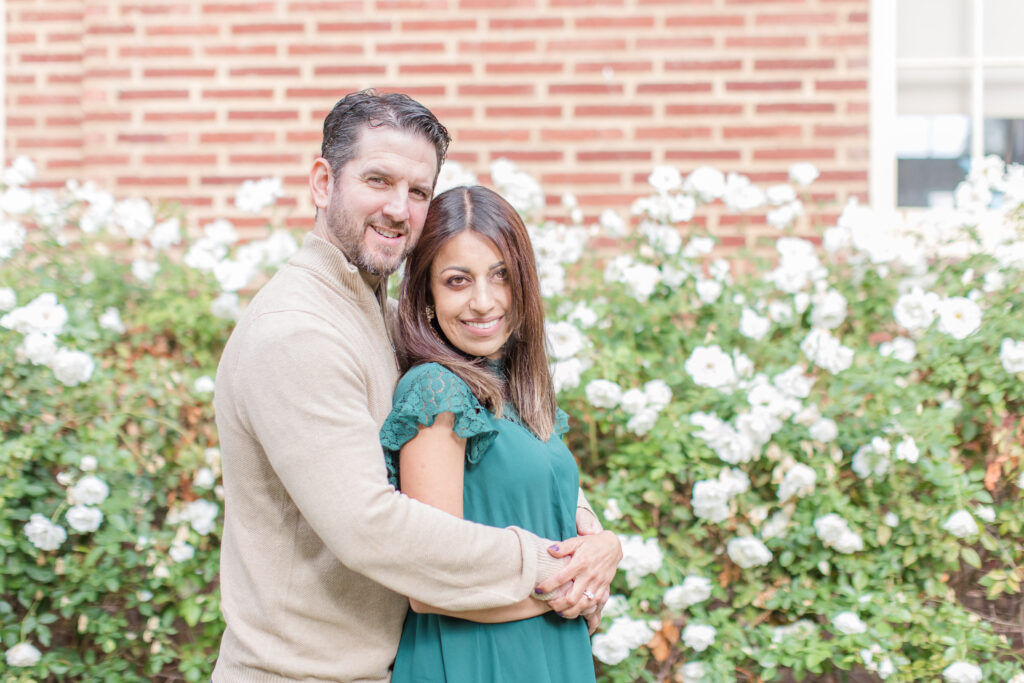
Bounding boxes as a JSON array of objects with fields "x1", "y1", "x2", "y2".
[{"x1": 961, "y1": 547, "x2": 982, "y2": 569}]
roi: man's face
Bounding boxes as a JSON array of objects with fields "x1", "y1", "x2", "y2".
[{"x1": 322, "y1": 126, "x2": 437, "y2": 276}]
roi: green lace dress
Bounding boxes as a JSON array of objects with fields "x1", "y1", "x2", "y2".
[{"x1": 381, "y1": 362, "x2": 595, "y2": 683}]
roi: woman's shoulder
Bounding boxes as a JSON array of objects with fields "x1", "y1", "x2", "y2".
[{"x1": 394, "y1": 362, "x2": 473, "y2": 403}]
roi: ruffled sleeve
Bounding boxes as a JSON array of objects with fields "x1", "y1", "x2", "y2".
[
  {"x1": 381, "y1": 363, "x2": 498, "y2": 488},
  {"x1": 553, "y1": 407, "x2": 571, "y2": 438}
]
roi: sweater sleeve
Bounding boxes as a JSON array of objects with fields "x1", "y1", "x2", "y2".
[{"x1": 230, "y1": 310, "x2": 563, "y2": 610}]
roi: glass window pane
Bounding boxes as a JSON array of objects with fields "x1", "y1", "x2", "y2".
[
  {"x1": 896, "y1": 115, "x2": 972, "y2": 207},
  {"x1": 983, "y1": 0, "x2": 1024, "y2": 57},
  {"x1": 897, "y1": 0, "x2": 971, "y2": 59},
  {"x1": 983, "y1": 118, "x2": 1024, "y2": 164},
  {"x1": 984, "y1": 66, "x2": 1024, "y2": 116},
  {"x1": 897, "y1": 70, "x2": 970, "y2": 115}
]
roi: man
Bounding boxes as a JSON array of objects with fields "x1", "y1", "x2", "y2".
[{"x1": 213, "y1": 90, "x2": 619, "y2": 681}]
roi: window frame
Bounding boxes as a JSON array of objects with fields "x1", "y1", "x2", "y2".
[{"x1": 869, "y1": 0, "x2": 1024, "y2": 213}]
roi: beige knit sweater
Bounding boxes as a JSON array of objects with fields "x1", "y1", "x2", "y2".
[{"x1": 212, "y1": 234, "x2": 566, "y2": 682}]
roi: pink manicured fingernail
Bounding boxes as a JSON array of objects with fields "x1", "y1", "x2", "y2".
[
  {"x1": 549, "y1": 544, "x2": 560, "y2": 551},
  {"x1": 535, "y1": 588, "x2": 543, "y2": 594}
]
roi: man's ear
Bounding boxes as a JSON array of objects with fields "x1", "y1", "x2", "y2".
[{"x1": 309, "y1": 157, "x2": 333, "y2": 210}]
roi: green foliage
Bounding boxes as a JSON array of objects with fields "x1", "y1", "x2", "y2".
[{"x1": 2, "y1": 163, "x2": 1023, "y2": 683}]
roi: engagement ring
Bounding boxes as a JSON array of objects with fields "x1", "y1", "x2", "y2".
[{"x1": 582, "y1": 589, "x2": 595, "y2": 600}]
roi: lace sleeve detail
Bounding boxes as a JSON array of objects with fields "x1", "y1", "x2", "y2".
[
  {"x1": 554, "y1": 407, "x2": 571, "y2": 438},
  {"x1": 380, "y1": 363, "x2": 498, "y2": 488}
]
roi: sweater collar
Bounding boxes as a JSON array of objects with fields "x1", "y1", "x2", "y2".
[{"x1": 291, "y1": 233, "x2": 388, "y2": 304}]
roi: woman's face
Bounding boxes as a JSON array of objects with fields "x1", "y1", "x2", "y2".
[{"x1": 430, "y1": 230, "x2": 513, "y2": 360}]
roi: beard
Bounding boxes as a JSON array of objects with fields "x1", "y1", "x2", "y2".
[{"x1": 326, "y1": 198, "x2": 415, "y2": 277}]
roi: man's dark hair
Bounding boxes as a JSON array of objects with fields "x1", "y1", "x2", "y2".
[{"x1": 320, "y1": 89, "x2": 451, "y2": 181}]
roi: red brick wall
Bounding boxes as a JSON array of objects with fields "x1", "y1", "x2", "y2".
[{"x1": 5, "y1": 0, "x2": 869, "y2": 241}]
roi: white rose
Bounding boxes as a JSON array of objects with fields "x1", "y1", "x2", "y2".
[
  {"x1": 169, "y1": 541, "x2": 195, "y2": 563},
  {"x1": 722, "y1": 172, "x2": 765, "y2": 212},
  {"x1": 98, "y1": 307, "x2": 126, "y2": 334},
  {"x1": 815, "y1": 513, "x2": 863, "y2": 554},
  {"x1": 684, "y1": 166, "x2": 726, "y2": 202},
  {"x1": 19, "y1": 332, "x2": 57, "y2": 366},
  {"x1": 680, "y1": 662, "x2": 708, "y2": 683},
  {"x1": 692, "y1": 479, "x2": 731, "y2": 523},
  {"x1": 618, "y1": 535, "x2": 663, "y2": 587},
  {"x1": 695, "y1": 278, "x2": 723, "y2": 304},
  {"x1": 739, "y1": 308, "x2": 770, "y2": 341},
  {"x1": 585, "y1": 379, "x2": 622, "y2": 409},
  {"x1": 4, "y1": 155, "x2": 37, "y2": 185},
  {"x1": 211, "y1": 292, "x2": 241, "y2": 321},
  {"x1": 726, "y1": 535, "x2": 772, "y2": 568},
  {"x1": 550, "y1": 357, "x2": 585, "y2": 394},
  {"x1": 24, "y1": 513, "x2": 67, "y2": 551},
  {"x1": 809, "y1": 417, "x2": 838, "y2": 442},
  {"x1": 621, "y1": 263, "x2": 661, "y2": 303},
  {"x1": 5, "y1": 642, "x2": 42, "y2": 667},
  {"x1": 235, "y1": 177, "x2": 284, "y2": 213},
  {"x1": 936, "y1": 297, "x2": 982, "y2": 340},
  {"x1": 773, "y1": 365, "x2": 814, "y2": 399},
  {"x1": 590, "y1": 633, "x2": 630, "y2": 666},
  {"x1": 800, "y1": 329, "x2": 854, "y2": 374},
  {"x1": 193, "y1": 375, "x2": 215, "y2": 394},
  {"x1": 778, "y1": 463, "x2": 816, "y2": 501},
  {"x1": 664, "y1": 575, "x2": 712, "y2": 611},
  {"x1": 683, "y1": 236, "x2": 715, "y2": 259},
  {"x1": 620, "y1": 388, "x2": 648, "y2": 416},
  {"x1": 832, "y1": 611, "x2": 867, "y2": 635},
  {"x1": 148, "y1": 217, "x2": 182, "y2": 250},
  {"x1": 112, "y1": 198, "x2": 154, "y2": 239},
  {"x1": 567, "y1": 302, "x2": 598, "y2": 329},
  {"x1": 194, "y1": 467, "x2": 216, "y2": 489},
  {"x1": 545, "y1": 321, "x2": 587, "y2": 361},
  {"x1": 131, "y1": 258, "x2": 160, "y2": 283},
  {"x1": 626, "y1": 408, "x2": 659, "y2": 436},
  {"x1": 810, "y1": 289, "x2": 847, "y2": 329},
  {"x1": 599, "y1": 209, "x2": 627, "y2": 237},
  {"x1": 893, "y1": 288, "x2": 939, "y2": 332},
  {"x1": 999, "y1": 338, "x2": 1024, "y2": 374},
  {"x1": 1, "y1": 187, "x2": 34, "y2": 215},
  {"x1": 685, "y1": 346, "x2": 737, "y2": 389},
  {"x1": 852, "y1": 442, "x2": 890, "y2": 479},
  {"x1": 0, "y1": 286, "x2": 16, "y2": 311},
  {"x1": 942, "y1": 510, "x2": 979, "y2": 538},
  {"x1": 789, "y1": 162, "x2": 820, "y2": 186},
  {"x1": 879, "y1": 337, "x2": 916, "y2": 363},
  {"x1": 603, "y1": 498, "x2": 623, "y2": 522},
  {"x1": 643, "y1": 379, "x2": 672, "y2": 410},
  {"x1": 51, "y1": 349, "x2": 95, "y2": 387},
  {"x1": 895, "y1": 437, "x2": 920, "y2": 463},
  {"x1": 80, "y1": 455, "x2": 98, "y2": 472},
  {"x1": 66, "y1": 505, "x2": 103, "y2": 533},
  {"x1": 71, "y1": 475, "x2": 109, "y2": 505},
  {"x1": 942, "y1": 662, "x2": 983, "y2": 683},
  {"x1": 682, "y1": 623, "x2": 716, "y2": 652},
  {"x1": 183, "y1": 499, "x2": 219, "y2": 535},
  {"x1": 975, "y1": 506, "x2": 995, "y2": 523},
  {"x1": 648, "y1": 165, "x2": 683, "y2": 194}
]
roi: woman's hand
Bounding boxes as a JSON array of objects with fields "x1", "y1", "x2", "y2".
[{"x1": 534, "y1": 530, "x2": 621, "y2": 619}]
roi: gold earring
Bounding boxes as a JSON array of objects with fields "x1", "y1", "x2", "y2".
[{"x1": 425, "y1": 304, "x2": 435, "y2": 321}]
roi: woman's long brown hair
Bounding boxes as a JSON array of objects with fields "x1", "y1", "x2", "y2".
[{"x1": 396, "y1": 185, "x2": 557, "y2": 439}]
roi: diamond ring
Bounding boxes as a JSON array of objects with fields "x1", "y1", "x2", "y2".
[{"x1": 582, "y1": 589, "x2": 595, "y2": 600}]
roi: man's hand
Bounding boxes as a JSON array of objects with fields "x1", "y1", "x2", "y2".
[{"x1": 533, "y1": 530, "x2": 621, "y2": 619}]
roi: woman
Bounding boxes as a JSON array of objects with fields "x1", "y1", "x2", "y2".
[{"x1": 380, "y1": 185, "x2": 619, "y2": 682}]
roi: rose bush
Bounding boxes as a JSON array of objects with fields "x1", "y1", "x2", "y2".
[{"x1": 1, "y1": 154, "x2": 1022, "y2": 682}]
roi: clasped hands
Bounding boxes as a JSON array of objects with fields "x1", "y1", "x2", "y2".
[{"x1": 534, "y1": 509, "x2": 622, "y2": 634}]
